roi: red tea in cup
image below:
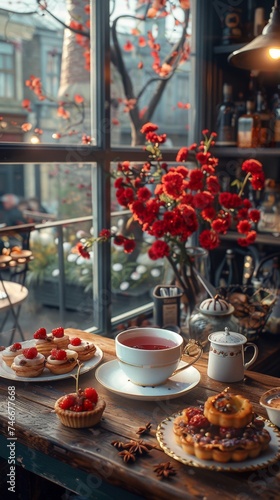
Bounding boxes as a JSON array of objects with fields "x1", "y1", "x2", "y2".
[{"x1": 121, "y1": 336, "x2": 177, "y2": 350}]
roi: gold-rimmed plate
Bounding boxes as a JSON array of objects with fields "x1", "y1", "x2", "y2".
[{"x1": 156, "y1": 412, "x2": 280, "y2": 472}]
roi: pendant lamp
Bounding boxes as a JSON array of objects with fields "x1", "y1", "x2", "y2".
[{"x1": 228, "y1": 0, "x2": 280, "y2": 71}]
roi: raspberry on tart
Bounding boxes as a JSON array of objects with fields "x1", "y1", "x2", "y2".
[
  {"x1": 54, "y1": 363, "x2": 106, "y2": 428},
  {"x1": 34, "y1": 327, "x2": 47, "y2": 339}
]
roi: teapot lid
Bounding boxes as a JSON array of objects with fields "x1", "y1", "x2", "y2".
[
  {"x1": 208, "y1": 327, "x2": 246, "y2": 345},
  {"x1": 199, "y1": 295, "x2": 234, "y2": 316}
]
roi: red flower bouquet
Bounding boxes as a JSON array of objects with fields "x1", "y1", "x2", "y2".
[{"x1": 77, "y1": 123, "x2": 264, "y2": 310}]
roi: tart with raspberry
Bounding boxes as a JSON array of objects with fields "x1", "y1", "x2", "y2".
[
  {"x1": 54, "y1": 364, "x2": 106, "y2": 428},
  {"x1": 45, "y1": 348, "x2": 78, "y2": 374},
  {"x1": 11, "y1": 347, "x2": 45, "y2": 378},
  {"x1": 173, "y1": 389, "x2": 271, "y2": 463},
  {"x1": 52, "y1": 327, "x2": 70, "y2": 350},
  {"x1": 33, "y1": 327, "x2": 56, "y2": 357},
  {"x1": 68, "y1": 337, "x2": 96, "y2": 361},
  {"x1": 1, "y1": 342, "x2": 24, "y2": 367}
]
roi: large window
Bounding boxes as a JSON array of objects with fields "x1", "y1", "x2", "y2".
[{"x1": 0, "y1": 0, "x2": 197, "y2": 335}]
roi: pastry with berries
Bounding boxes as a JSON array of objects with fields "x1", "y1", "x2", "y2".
[
  {"x1": 54, "y1": 363, "x2": 106, "y2": 428},
  {"x1": 45, "y1": 348, "x2": 78, "y2": 374},
  {"x1": 33, "y1": 327, "x2": 56, "y2": 357},
  {"x1": 11, "y1": 347, "x2": 45, "y2": 378},
  {"x1": 1, "y1": 342, "x2": 24, "y2": 367},
  {"x1": 68, "y1": 337, "x2": 96, "y2": 361},
  {"x1": 52, "y1": 327, "x2": 70, "y2": 350},
  {"x1": 173, "y1": 388, "x2": 271, "y2": 463}
]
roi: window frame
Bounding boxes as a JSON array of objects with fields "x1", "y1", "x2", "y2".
[{"x1": 0, "y1": 0, "x2": 204, "y2": 334}]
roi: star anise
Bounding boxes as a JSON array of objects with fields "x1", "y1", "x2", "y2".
[
  {"x1": 118, "y1": 450, "x2": 136, "y2": 463},
  {"x1": 136, "y1": 422, "x2": 152, "y2": 435},
  {"x1": 127, "y1": 439, "x2": 154, "y2": 455},
  {"x1": 111, "y1": 440, "x2": 125, "y2": 449},
  {"x1": 153, "y1": 462, "x2": 177, "y2": 479}
]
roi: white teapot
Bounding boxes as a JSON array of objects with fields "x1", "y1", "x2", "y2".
[{"x1": 207, "y1": 327, "x2": 258, "y2": 382}]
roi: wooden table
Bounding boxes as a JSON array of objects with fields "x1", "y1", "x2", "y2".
[{"x1": 0, "y1": 329, "x2": 279, "y2": 499}]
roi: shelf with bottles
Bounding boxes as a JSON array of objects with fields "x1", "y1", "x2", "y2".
[{"x1": 212, "y1": 146, "x2": 280, "y2": 158}]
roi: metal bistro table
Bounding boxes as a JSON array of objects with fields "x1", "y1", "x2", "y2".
[{"x1": 0, "y1": 329, "x2": 279, "y2": 499}]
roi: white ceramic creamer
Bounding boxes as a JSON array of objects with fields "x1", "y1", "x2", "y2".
[{"x1": 207, "y1": 327, "x2": 258, "y2": 382}]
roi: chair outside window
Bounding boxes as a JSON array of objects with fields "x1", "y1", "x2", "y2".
[{"x1": 0, "y1": 224, "x2": 34, "y2": 343}]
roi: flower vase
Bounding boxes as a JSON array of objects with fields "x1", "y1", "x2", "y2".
[{"x1": 167, "y1": 247, "x2": 210, "y2": 325}]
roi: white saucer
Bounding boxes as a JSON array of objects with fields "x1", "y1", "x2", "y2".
[{"x1": 95, "y1": 359, "x2": 200, "y2": 400}]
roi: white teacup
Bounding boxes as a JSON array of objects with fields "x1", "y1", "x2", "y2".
[{"x1": 115, "y1": 327, "x2": 202, "y2": 386}]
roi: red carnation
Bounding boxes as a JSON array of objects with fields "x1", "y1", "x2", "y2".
[
  {"x1": 199, "y1": 229, "x2": 220, "y2": 250},
  {"x1": 123, "y1": 238, "x2": 136, "y2": 254},
  {"x1": 148, "y1": 240, "x2": 170, "y2": 260},
  {"x1": 242, "y1": 159, "x2": 263, "y2": 174},
  {"x1": 250, "y1": 172, "x2": 265, "y2": 190},
  {"x1": 237, "y1": 220, "x2": 252, "y2": 234},
  {"x1": 176, "y1": 147, "x2": 188, "y2": 162},
  {"x1": 249, "y1": 209, "x2": 261, "y2": 223},
  {"x1": 76, "y1": 242, "x2": 90, "y2": 259}
]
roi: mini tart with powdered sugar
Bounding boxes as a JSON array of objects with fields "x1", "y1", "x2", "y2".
[
  {"x1": 11, "y1": 347, "x2": 45, "y2": 378},
  {"x1": 68, "y1": 337, "x2": 96, "y2": 361},
  {"x1": 173, "y1": 389, "x2": 271, "y2": 463},
  {"x1": 1, "y1": 342, "x2": 24, "y2": 367},
  {"x1": 45, "y1": 348, "x2": 78, "y2": 374}
]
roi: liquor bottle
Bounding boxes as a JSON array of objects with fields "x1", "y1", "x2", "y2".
[
  {"x1": 237, "y1": 100, "x2": 260, "y2": 148},
  {"x1": 216, "y1": 84, "x2": 237, "y2": 146},
  {"x1": 256, "y1": 91, "x2": 273, "y2": 147},
  {"x1": 235, "y1": 91, "x2": 246, "y2": 121},
  {"x1": 215, "y1": 249, "x2": 240, "y2": 288}
]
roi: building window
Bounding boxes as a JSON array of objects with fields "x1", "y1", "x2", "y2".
[
  {"x1": 45, "y1": 50, "x2": 61, "y2": 96},
  {"x1": 0, "y1": 42, "x2": 15, "y2": 98}
]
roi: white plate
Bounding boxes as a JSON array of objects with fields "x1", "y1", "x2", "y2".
[
  {"x1": 95, "y1": 359, "x2": 200, "y2": 401},
  {"x1": 0, "y1": 340, "x2": 103, "y2": 382},
  {"x1": 156, "y1": 412, "x2": 280, "y2": 472}
]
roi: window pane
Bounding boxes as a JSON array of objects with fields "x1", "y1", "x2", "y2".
[
  {"x1": 110, "y1": 161, "x2": 166, "y2": 319},
  {"x1": 110, "y1": 1, "x2": 192, "y2": 146},
  {"x1": 0, "y1": 1, "x2": 91, "y2": 145},
  {"x1": 0, "y1": 162, "x2": 96, "y2": 332}
]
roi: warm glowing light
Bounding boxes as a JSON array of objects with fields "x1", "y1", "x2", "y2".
[
  {"x1": 269, "y1": 47, "x2": 280, "y2": 60},
  {"x1": 30, "y1": 135, "x2": 40, "y2": 144}
]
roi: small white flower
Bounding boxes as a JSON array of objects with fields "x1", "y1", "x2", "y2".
[
  {"x1": 112, "y1": 263, "x2": 123, "y2": 271},
  {"x1": 52, "y1": 269, "x2": 60, "y2": 277},
  {"x1": 131, "y1": 272, "x2": 140, "y2": 281},
  {"x1": 67, "y1": 254, "x2": 77, "y2": 263},
  {"x1": 120, "y1": 281, "x2": 129, "y2": 291},
  {"x1": 151, "y1": 268, "x2": 162, "y2": 277},
  {"x1": 63, "y1": 242, "x2": 72, "y2": 252},
  {"x1": 136, "y1": 265, "x2": 147, "y2": 274}
]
